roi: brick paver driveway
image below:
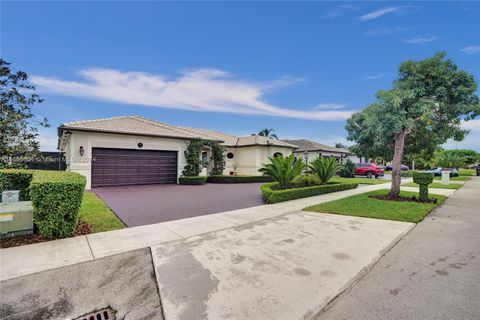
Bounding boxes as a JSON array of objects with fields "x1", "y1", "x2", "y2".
[{"x1": 94, "y1": 183, "x2": 265, "y2": 227}]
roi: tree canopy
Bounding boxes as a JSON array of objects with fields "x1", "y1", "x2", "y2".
[
  {"x1": 1, "y1": 59, "x2": 48, "y2": 163},
  {"x1": 346, "y1": 52, "x2": 480, "y2": 196}
]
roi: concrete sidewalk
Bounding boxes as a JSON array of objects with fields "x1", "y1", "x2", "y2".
[
  {"x1": 315, "y1": 177, "x2": 480, "y2": 320},
  {"x1": 1, "y1": 179, "x2": 449, "y2": 282}
]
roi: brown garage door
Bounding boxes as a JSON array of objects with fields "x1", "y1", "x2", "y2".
[{"x1": 91, "y1": 148, "x2": 178, "y2": 187}]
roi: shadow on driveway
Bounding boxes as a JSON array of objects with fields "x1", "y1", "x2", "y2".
[{"x1": 94, "y1": 183, "x2": 265, "y2": 227}]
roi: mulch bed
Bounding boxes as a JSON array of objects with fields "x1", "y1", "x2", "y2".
[
  {"x1": 0, "y1": 220, "x2": 92, "y2": 249},
  {"x1": 369, "y1": 195, "x2": 437, "y2": 204}
]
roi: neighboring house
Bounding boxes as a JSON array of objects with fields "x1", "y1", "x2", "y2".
[
  {"x1": 281, "y1": 139, "x2": 360, "y2": 164},
  {"x1": 57, "y1": 116, "x2": 296, "y2": 189}
]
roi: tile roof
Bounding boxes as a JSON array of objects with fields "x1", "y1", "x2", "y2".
[
  {"x1": 282, "y1": 139, "x2": 349, "y2": 154},
  {"x1": 59, "y1": 116, "x2": 296, "y2": 148}
]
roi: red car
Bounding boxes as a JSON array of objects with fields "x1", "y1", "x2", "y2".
[{"x1": 354, "y1": 163, "x2": 384, "y2": 178}]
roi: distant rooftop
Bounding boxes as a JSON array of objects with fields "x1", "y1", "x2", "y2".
[{"x1": 282, "y1": 139, "x2": 350, "y2": 154}]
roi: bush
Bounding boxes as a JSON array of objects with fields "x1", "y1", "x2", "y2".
[
  {"x1": 291, "y1": 175, "x2": 320, "y2": 188},
  {"x1": 339, "y1": 159, "x2": 356, "y2": 178},
  {"x1": 179, "y1": 176, "x2": 207, "y2": 185},
  {"x1": 0, "y1": 169, "x2": 33, "y2": 201},
  {"x1": 413, "y1": 172, "x2": 433, "y2": 201},
  {"x1": 30, "y1": 171, "x2": 86, "y2": 238},
  {"x1": 309, "y1": 156, "x2": 343, "y2": 184},
  {"x1": 401, "y1": 170, "x2": 416, "y2": 177},
  {"x1": 261, "y1": 182, "x2": 358, "y2": 204},
  {"x1": 206, "y1": 175, "x2": 273, "y2": 183},
  {"x1": 259, "y1": 154, "x2": 305, "y2": 189}
]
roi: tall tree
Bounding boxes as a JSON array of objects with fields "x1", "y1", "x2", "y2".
[
  {"x1": 346, "y1": 52, "x2": 479, "y2": 197},
  {"x1": 1, "y1": 59, "x2": 48, "y2": 162},
  {"x1": 334, "y1": 142, "x2": 346, "y2": 149},
  {"x1": 258, "y1": 128, "x2": 278, "y2": 140}
]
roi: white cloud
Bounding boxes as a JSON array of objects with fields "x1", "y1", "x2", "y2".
[
  {"x1": 403, "y1": 36, "x2": 438, "y2": 44},
  {"x1": 314, "y1": 103, "x2": 346, "y2": 110},
  {"x1": 322, "y1": 4, "x2": 359, "y2": 19},
  {"x1": 444, "y1": 119, "x2": 480, "y2": 151},
  {"x1": 363, "y1": 74, "x2": 384, "y2": 80},
  {"x1": 358, "y1": 7, "x2": 402, "y2": 22},
  {"x1": 460, "y1": 45, "x2": 480, "y2": 54},
  {"x1": 32, "y1": 68, "x2": 354, "y2": 121}
]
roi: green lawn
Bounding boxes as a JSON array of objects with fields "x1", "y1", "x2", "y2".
[
  {"x1": 459, "y1": 169, "x2": 476, "y2": 176},
  {"x1": 402, "y1": 182, "x2": 463, "y2": 190},
  {"x1": 433, "y1": 175, "x2": 470, "y2": 181},
  {"x1": 305, "y1": 189, "x2": 447, "y2": 223},
  {"x1": 78, "y1": 192, "x2": 125, "y2": 233},
  {"x1": 330, "y1": 176, "x2": 389, "y2": 185}
]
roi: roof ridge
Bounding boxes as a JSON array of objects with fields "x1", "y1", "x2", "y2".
[
  {"x1": 63, "y1": 115, "x2": 133, "y2": 126},
  {"x1": 132, "y1": 116, "x2": 201, "y2": 139}
]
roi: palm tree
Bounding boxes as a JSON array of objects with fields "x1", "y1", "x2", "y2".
[
  {"x1": 309, "y1": 156, "x2": 343, "y2": 184},
  {"x1": 259, "y1": 154, "x2": 304, "y2": 189},
  {"x1": 258, "y1": 128, "x2": 278, "y2": 140}
]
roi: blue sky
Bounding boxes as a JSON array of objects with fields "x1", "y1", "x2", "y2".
[{"x1": 2, "y1": 1, "x2": 480, "y2": 151}]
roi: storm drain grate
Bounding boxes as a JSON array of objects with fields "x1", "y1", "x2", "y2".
[{"x1": 73, "y1": 307, "x2": 115, "y2": 320}]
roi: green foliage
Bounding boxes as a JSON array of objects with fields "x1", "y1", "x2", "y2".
[
  {"x1": 291, "y1": 175, "x2": 320, "y2": 188},
  {"x1": 258, "y1": 154, "x2": 305, "y2": 189},
  {"x1": 434, "y1": 150, "x2": 466, "y2": 169},
  {"x1": 413, "y1": 172, "x2": 434, "y2": 201},
  {"x1": 400, "y1": 170, "x2": 416, "y2": 177},
  {"x1": 30, "y1": 171, "x2": 86, "y2": 238},
  {"x1": 258, "y1": 128, "x2": 278, "y2": 140},
  {"x1": 182, "y1": 140, "x2": 204, "y2": 176},
  {"x1": 179, "y1": 176, "x2": 207, "y2": 185},
  {"x1": 182, "y1": 139, "x2": 226, "y2": 176},
  {"x1": 1, "y1": 59, "x2": 49, "y2": 159},
  {"x1": 339, "y1": 159, "x2": 355, "y2": 178},
  {"x1": 345, "y1": 52, "x2": 480, "y2": 196},
  {"x1": 309, "y1": 156, "x2": 343, "y2": 184},
  {"x1": 261, "y1": 182, "x2": 358, "y2": 204},
  {"x1": 206, "y1": 175, "x2": 273, "y2": 183},
  {"x1": 0, "y1": 169, "x2": 33, "y2": 201}
]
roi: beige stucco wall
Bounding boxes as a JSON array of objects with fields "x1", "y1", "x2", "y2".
[
  {"x1": 293, "y1": 151, "x2": 352, "y2": 164},
  {"x1": 62, "y1": 131, "x2": 190, "y2": 189},
  {"x1": 224, "y1": 146, "x2": 293, "y2": 176}
]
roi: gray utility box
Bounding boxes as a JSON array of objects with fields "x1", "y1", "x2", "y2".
[
  {"x1": 0, "y1": 201, "x2": 34, "y2": 238},
  {"x1": 1, "y1": 190, "x2": 20, "y2": 203}
]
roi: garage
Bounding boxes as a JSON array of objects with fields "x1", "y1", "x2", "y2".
[{"x1": 91, "y1": 148, "x2": 178, "y2": 187}]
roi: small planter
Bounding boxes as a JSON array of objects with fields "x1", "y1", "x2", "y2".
[{"x1": 229, "y1": 171, "x2": 238, "y2": 176}]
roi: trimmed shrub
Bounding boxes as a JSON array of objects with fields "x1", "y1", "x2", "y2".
[
  {"x1": 413, "y1": 172, "x2": 433, "y2": 201},
  {"x1": 30, "y1": 171, "x2": 86, "y2": 238},
  {"x1": 339, "y1": 159, "x2": 355, "y2": 178},
  {"x1": 206, "y1": 175, "x2": 273, "y2": 183},
  {"x1": 0, "y1": 169, "x2": 33, "y2": 201},
  {"x1": 309, "y1": 156, "x2": 343, "y2": 184},
  {"x1": 179, "y1": 176, "x2": 207, "y2": 185},
  {"x1": 400, "y1": 170, "x2": 416, "y2": 177},
  {"x1": 261, "y1": 182, "x2": 358, "y2": 204},
  {"x1": 259, "y1": 154, "x2": 305, "y2": 189},
  {"x1": 291, "y1": 175, "x2": 320, "y2": 188}
]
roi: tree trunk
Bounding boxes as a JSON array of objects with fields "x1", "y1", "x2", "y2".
[{"x1": 389, "y1": 130, "x2": 407, "y2": 197}]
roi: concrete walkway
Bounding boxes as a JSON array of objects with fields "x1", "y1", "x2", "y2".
[
  {"x1": 314, "y1": 177, "x2": 480, "y2": 320},
  {"x1": 0, "y1": 180, "x2": 453, "y2": 281}
]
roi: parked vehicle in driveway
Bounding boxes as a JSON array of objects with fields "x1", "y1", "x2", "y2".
[
  {"x1": 385, "y1": 164, "x2": 409, "y2": 171},
  {"x1": 424, "y1": 167, "x2": 459, "y2": 177},
  {"x1": 354, "y1": 163, "x2": 384, "y2": 178},
  {"x1": 477, "y1": 165, "x2": 480, "y2": 176}
]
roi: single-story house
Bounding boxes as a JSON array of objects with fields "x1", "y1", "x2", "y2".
[
  {"x1": 281, "y1": 139, "x2": 360, "y2": 164},
  {"x1": 57, "y1": 116, "x2": 296, "y2": 189}
]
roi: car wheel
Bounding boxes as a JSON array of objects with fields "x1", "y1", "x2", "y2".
[{"x1": 366, "y1": 172, "x2": 372, "y2": 178}]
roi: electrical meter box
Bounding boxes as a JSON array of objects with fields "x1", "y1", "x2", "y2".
[{"x1": 0, "y1": 201, "x2": 34, "y2": 238}]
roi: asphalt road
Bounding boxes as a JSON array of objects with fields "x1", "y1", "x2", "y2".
[{"x1": 314, "y1": 177, "x2": 480, "y2": 320}]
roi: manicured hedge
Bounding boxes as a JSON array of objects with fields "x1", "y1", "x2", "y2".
[
  {"x1": 400, "y1": 170, "x2": 416, "y2": 177},
  {"x1": 206, "y1": 175, "x2": 274, "y2": 183},
  {"x1": 0, "y1": 169, "x2": 33, "y2": 201},
  {"x1": 30, "y1": 171, "x2": 86, "y2": 238},
  {"x1": 179, "y1": 176, "x2": 207, "y2": 185},
  {"x1": 261, "y1": 182, "x2": 358, "y2": 204}
]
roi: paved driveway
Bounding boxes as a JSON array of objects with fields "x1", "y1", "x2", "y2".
[{"x1": 95, "y1": 183, "x2": 265, "y2": 227}]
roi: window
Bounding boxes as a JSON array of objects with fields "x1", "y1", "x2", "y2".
[
  {"x1": 273, "y1": 152, "x2": 283, "y2": 158},
  {"x1": 227, "y1": 152, "x2": 234, "y2": 159},
  {"x1": 202, "y1": 152, "x2": 208, "y2": 167}
]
